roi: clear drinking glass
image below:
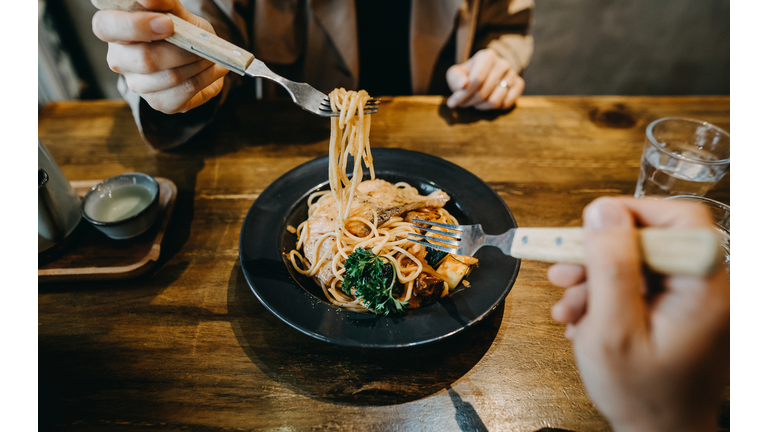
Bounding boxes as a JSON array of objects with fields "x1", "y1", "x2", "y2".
[
  {"x1": 634, "y1": 118, "x2": 729, "y2": 198},
  {"x1": 665, "y1": 195, "x2": 730, "y2": 271}
]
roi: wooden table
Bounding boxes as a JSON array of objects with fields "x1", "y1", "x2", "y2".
[{"x1": 38, "y1": 96, "x2": 729, "y2": 431}]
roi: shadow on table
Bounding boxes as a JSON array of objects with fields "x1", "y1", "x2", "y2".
[
  {"x1": 38, "y1": 258, "x2": 202, "y2": 429},
  {"x1": 226, "y1": 259, "x2": 503, "y2": 406},
  {"x1": 448, "y1": 388, "x2": 577, "y2": 432},
  {"x1": 447, "y1": 387, "x2": 490, "y2": 432},
  {"x1": 437, "y1": 101, "x2": 509, "y2": 125}
]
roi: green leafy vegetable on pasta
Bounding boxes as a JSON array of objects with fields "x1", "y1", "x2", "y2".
[{"x1": 342, "y1": 248, "x2": 408, "y2": 315}]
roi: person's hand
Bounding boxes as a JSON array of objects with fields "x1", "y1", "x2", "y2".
[
  {"x1": 548, "y1": 197, "x2": 729, "y2": 432},
  {"x1": 92, "y1": 0, "x2": 229, "y2": 114},
  {"x1": 445, "y1": 49, "x2": 524, "y2": 111}
]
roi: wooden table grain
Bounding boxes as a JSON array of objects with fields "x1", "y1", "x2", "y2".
[{"x1": 38, "y1": 96, "x2": 730, "y2": 431}]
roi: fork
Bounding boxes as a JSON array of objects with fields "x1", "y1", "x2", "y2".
[
  {"x1": 408, "y1": 219, "x2": 721, "y2": 276},
  {"x1": 91, "y1": 0, "x2": 380, "y2": 117}
]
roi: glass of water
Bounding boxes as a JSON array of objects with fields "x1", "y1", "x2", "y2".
[
  {"x1": 665, "y1": 195, "x2": 730, "y2": 271},
  {"x1": 634, "y1": 118, "x2": 729, "y2": 198}
]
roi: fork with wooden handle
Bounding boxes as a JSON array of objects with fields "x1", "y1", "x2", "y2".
[
  {"x1": 408, "y1": 219, "x2": 722, "y2": 276},
  {"x1": 91, "y1": 0, "x2": 379, "y2": 117}
]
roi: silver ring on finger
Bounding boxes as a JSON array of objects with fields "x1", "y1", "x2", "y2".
[{"x1": 498, "y1": 80, "x2": 509, "y2": 89}]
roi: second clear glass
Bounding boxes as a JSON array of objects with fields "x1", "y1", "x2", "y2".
[{"x1": 634, "y1": 117, "x2": 729, "y2": 198}]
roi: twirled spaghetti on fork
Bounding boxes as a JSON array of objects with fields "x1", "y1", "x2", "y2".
[{"x1": 287, "y1": 89, "x2": 477, "y2": 314}]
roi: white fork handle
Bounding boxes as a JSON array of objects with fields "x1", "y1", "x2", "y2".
[
  {"x1": 91, "y1": 0, "x2": 255, "y2": 75},
  {"x1": 509, "y1": 227, "x2": 721, "y2": 276}
]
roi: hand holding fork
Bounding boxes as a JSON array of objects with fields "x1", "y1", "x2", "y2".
[
  {"x1": 409, "y1": 200, "x2": 723, "y2": 277},
  {"x1": 92, "y1": 0, "x2": 380, "y2": 116}
]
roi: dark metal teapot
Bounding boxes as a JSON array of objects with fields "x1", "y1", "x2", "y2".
[{"x1": 38, "y1": 140, "x2": 81, "y2": 253}]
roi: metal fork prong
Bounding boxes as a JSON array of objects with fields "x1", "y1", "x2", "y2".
[
  {"x1": 408, "y1": 233, "x2": 461, "y2": 248},
  {"x1": 318, "y1": 108, "x2": 379, "y2": 117},
  {"x1": 407, "y1": 238, "x2": 459, "y2": 255},
  {"x1": 320, "y1": 98, "x2": 381, "y2": 107},
  {"x1": 318, "y1": 104, "x2": 379, "y2": 111},
  {"x1": 318, "y1": 106, "x2": 379, "y2": 113},
  {"x1": 412, "y1": 225, "x2": 463, "y2": 240},
  {"x1": 410, "y1": 219, "x2": 465, "y2": 232}
]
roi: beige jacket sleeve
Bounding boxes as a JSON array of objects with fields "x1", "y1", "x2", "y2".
[
  {"x1": 118, "y1": 0, "x2": 249, "y2": 151},
  {"x1": 473, "y1": 0, "x2": 534, "y2": 74}
]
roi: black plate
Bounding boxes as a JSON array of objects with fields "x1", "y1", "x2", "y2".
[{"x1": 239, "y1": 148, "x2": 520, "y2": 348}]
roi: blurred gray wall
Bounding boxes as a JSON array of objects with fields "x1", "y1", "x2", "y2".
[
  {"x1": 58, "y1": 0, "x2": 121, "y2": 99},
  {"x1": 524, "y1": 0, "x2": 729, "y2": 95},
  {"x1": 53, "y1": 0, "x2": 729, "y2": 99}
]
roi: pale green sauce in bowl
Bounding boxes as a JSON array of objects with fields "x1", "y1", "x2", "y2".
[
  {"x1": 81, "y1": 173, "x2": 160, "y2": 240},
  {"x1": 90, "y1": 186, "x2": 154, "y2": 222}
]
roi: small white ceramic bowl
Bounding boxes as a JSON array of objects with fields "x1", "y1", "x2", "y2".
[{"x1": 80, "y1": 173, "x2": 160, "y2": 240}]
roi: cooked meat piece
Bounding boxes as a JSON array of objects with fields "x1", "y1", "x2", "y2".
[
  {"x1": 404, "y1": 209, "x2": 443, "y2": 225},
  {"x1": 346, "y1": 180, "x2": 449, "y2": 236},
  {"x1": 412, "y1": 273, "x2": 444, "y2": 304},
  {"x1": 407, "y1": 296, "x2": 422, "y2": 309}
]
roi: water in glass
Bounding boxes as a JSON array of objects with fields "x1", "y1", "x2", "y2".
[{"x1": 635, "y1": 141, "x2": 725, "y2": 198}]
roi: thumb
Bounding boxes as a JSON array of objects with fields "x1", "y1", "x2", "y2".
[
  {"x1": 582, "y1": 198, "x2": 647, "y2": 332},
  {"x1": 446, "y1": 63, "x2": 469, "y2": 92}
]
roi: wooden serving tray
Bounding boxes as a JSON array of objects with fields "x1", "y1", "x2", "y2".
[{"x1": 38, "y1": 177, "x2": 177, "y2": 283}]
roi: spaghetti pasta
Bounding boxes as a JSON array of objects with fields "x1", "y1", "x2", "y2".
[
  {"x1": 287, "y1": 89, "x2": 476, "y2": 314},
  {"x1": 327, "y1": 88, "x2": 374, "y2": 229}
]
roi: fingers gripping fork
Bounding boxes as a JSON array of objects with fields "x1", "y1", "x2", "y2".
[{"x1": 91, "y1": 0, "x2": 380, "y2": 117}]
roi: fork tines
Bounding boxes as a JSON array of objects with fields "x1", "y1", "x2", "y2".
[
  {"x1": 319, "y1": 97, "x2": 381, "y2": 116},
  {"x1": 407, "y1": 218, "x2": 463, "y2": 254},
  {"x1": 410, "y1": 219, "x2": 465, "y2": 231},
  {"x1": 407, "y1": 237, "x2": 459, "y2": 254},
  {"x1": 320, "y1": 98, "x2": 381, "y2": 107}
]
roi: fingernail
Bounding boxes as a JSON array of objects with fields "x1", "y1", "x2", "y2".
[
  {"x1": 584, "y1": 199, "x2": 624, "y2": 230},
  {"x1": 457, "y1": 75, "x2": 468, "y2": 89},
  {"x1": 565, "y1": 324, "x2": 576, "y2": 340},
  {"x1": 551, "y1": 302, "x2": 563, "y2": 320},
  {"x1": 150, "y1": 16, "x2": 173, "y2": 35}
]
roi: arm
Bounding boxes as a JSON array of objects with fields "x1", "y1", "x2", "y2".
[
  {"x1": 474, "y1": 0, "x2": 534, "y2": 74},
  {"x1": 446, "y1": 0, "x2": 533, "y2": 110},
  {"x1": 548, "y1": 197, "x2": 729, "y2": 432},
  {"x1": 93, "y1": 0, "x2": 249, "y2": 150}
]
